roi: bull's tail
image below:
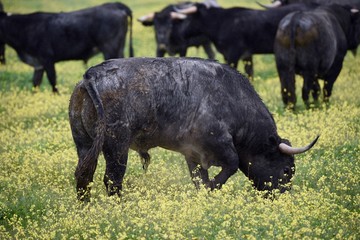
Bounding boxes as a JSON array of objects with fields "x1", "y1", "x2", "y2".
[
  {"x1": 289, "y1": 13, "x2": 301, "y2": 75},
  {"x1": 82, "y1": 71, "x2": 106, "y2": 172},
  {"x1": 128, "y1": 11, "x2": 134, "y2": 57},
  {"x1": 115, "y1": 3, "x2": 134, "y2": 57}
]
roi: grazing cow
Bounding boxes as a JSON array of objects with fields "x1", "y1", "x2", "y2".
[
  {"x1": 274, "y1": 4, "x2": 360, "y2": 108},
  {"x1": 138, "y1": 2, "x2": 215, "y2": 59},
  {"x1": 176, "y1": 2, "x2": 316, "y2": 79},
  {"x1": 69, "y1": 57, "x2": 319, "y2": 201},
  {"x1": 0, "y1": 2, "x2": 134, "y2": 93}
]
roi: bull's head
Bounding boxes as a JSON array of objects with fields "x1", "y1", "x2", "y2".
[
  {"x1": 138, "y1": 11, "x2": 187, "y2": 54},
  {"x1": 246, "y1": 136, "x2": 319, "y2": 193}
]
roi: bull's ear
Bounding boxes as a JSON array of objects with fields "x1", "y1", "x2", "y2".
[{"x1": 137, "y1": 13, "x2": 155, "y2": 26}]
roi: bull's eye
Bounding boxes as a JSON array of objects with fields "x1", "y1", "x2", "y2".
[{"x1": 284, "y1": 167, "x2": 290, "y2": 175}]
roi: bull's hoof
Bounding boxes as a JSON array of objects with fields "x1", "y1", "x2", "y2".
[{"x1": 77, "y1": 188, "x2": 91, "y2": 202}]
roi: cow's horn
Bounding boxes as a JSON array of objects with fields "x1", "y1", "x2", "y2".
[
  {"x1": 203, "y1": 0, "x2": 221, "y2": 8},
  {"x1": 279, "y1": 135, "x2": 319, "y2": 155},
  {"x1": 170, "y1": 12, "x2": 187, "y2": 20},
  {"x1": 137, "y1": 13, "x2": 155, "y2": 23},
  {"x1": 257, "y1": 0, "x2": 282, "y2": 9},
  {"x1": 175, "y1": 5, "x2": 198, "y2": 15}
]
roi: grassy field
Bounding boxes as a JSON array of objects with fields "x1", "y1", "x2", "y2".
[{"x1": 0, "y1": 0, "x2": 359, "y2": 239}]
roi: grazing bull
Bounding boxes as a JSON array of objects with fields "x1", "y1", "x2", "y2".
[
  {"x1": 69, "y1": 57, "x2": 319, "y2": 201},
  {"x1": 274, "y1": 4, "x2": 360, "y2": 108},
  {"x1": 138, "y1": 2, "x2": 215, "y2": 59},
  {"x1": 0, "y1": 2, "x2": 134, "y2": 93},
  {"x1": 176, "y1": 2, "x2": 316, "y2": 79}
]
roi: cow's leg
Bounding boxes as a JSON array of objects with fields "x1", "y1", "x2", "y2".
[
  {"x1": 102, "y1": 128, "x2": 131, "y2": 197},
  {"x1": 311, "y1": 79, "x2": 321, "y2": 103},
  {"x1": 202, "y1": 133, "x2": 239, "y2": 190},
  {"x1": 277, "y1": 67, "x2": 296, "y2": 109},
  {"x1": 202, "y1": 42, "x2": 215, "y2": 59},
  {"x1": 243, "y1": 56, "x2": 254, "y2": 80},
  {"x1": 74, "y1": 134, "x2": 98, "y2": 202},
  {"x1": 139, "y1": 151, "x2": 151, "y2": 172},
  {"x1": 156, "y1": 48, "x2": 166, "y2": 57},
  {"x1": 70, "y1": 86, "x2": 100, "y2": 201},
  {"x1": 32, "y1": 67, "x2": 45, "y2": 90},
  {"x1": 302, "y1": 72, "x2": 316, "y2": 108},
  {"x1": 44, "y1": 63, "x2": 58, "y2": 93},
  {"x1": 323, "y1": 61, "x2": 343, "y2": 103},
  {"x1": 179, "y1": 48, "x2": 187, "y2": 57},
  {"x1": 185, "y1": 157, "x2": 210, "y2": 189},
  {"x1": 0, "y1": 41, "x2": 5, "y2": 64}
]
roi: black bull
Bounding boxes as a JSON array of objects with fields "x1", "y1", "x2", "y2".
[
  {"x1": 176, "y1": 3, "x2": 316, "y2": 80},
  {"x1": 69, "y1": 58, "x2": 318, "y2": 201},
  {"x1": 0, "y1": 2, "x2": 133, "y2": 93},
  {"x1": 274, "y1": 4, "x2": 360, "y2": 108}
]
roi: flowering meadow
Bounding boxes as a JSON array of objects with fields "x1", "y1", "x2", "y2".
[{"x1": 0, "y1": 0, "x2": 359, "y2": 239}]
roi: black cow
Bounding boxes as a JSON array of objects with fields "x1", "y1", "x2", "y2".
[
  {"x1": 177, "y1": 2, "x2": 316, "y2": 79},
  {"x1": 0, "y1": 1, "x2": 4, "y2": 64},
  {"x1": 274, "y1": 4, "x2": 360, "y2": 108},
  {"x1": 262, "y1": 0, "x2": 360, "y2": 8},
  {"x1": 69, "y1": 57, "x2": 318, "y2": 201},
  {"x1": 0, "y1": 2, "x2": 134, "y2": 93},
  {"x1": 138, "y1": 2, "x2": 215, "y2": 59}
]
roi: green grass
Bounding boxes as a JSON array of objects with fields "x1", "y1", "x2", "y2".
[{"x1": 0, "y1": 0, "x2": 359, "y2": 239}]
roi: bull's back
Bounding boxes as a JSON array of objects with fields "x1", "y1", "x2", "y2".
[{"x1": 83, "y1": 58, "x2": 264, "y2": 125}]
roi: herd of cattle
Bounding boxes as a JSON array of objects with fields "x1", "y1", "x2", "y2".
[
  {"x1": 2, "y1": 0, "x2": 359, "y2": 199},
  {"x1": 1, "y1": 0, "x2": 359, "y2": 107}
]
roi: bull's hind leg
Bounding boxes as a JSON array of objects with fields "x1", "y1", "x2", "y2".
[
  {"x1": 73, "y1": 134, "x2": 98, "y2": 201},
  {"x1": 311, "y1": 79, "x2": 321, "y2": 104},
  {"x1": 323, "y1": 60, "x2": 343, "y2": 103},
  {"x1": 302, "y1": 72, "x2": 316, "y2": 108},
  {"x1": 243, "y1": 56, "x2": 254, "y2": 80},
  {"x1": 70, "y1": 86, "x2": 99, "y2": 201},
  {"x1": 44, "y1": 63, "x2": 58, "y2": 93},
  {"x1": 32, "y1": 68, "x2": 44, "y2": 91},
  {"x1": 102, "y1": 128, "x2": 131, "y2": 197}
]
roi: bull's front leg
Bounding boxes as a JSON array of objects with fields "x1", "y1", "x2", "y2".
[
  {"x1": 206, "y1": 165, "x2": 238, "y2": 190},
  {"x1": 186, "y1": 157, "x2": 210, "y2": 189}
]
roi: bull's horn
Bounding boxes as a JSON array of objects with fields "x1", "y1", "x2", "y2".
[
  {"x1": 175, "y1": 5, "x2": 198, "y2": 15},
  {"x1": 279, "y1": 135, "x2": 319, "y2": 155},
  {"x1": 351, "y1": 8, "x2": 359, "y2": 13},
  {"x1": 170, "y1": 12, "x2": 187, "y2": 20},
  {"x1": 203, "y1": 0, "x2": 221, "y2": 8},
  {"x1": 137, "y1": 13, "x2": 155, "y2": 23},
  {"x1": 257, "y1": 0, "x2": 282, "y2": 9}
]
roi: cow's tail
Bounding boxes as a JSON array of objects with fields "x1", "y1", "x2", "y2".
[
  {"x1": 128, "y1": 11, "x2": 134, "y2": 57},
  {"x1": 116, "y1": 3, "x2": 134, "y2": 57},
  {"x1": 82, "y1": 71, "x2": 106, "y2": 169},
  {"x1": 289, "y1": 12, "x2": 302, "y2": 74}
]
